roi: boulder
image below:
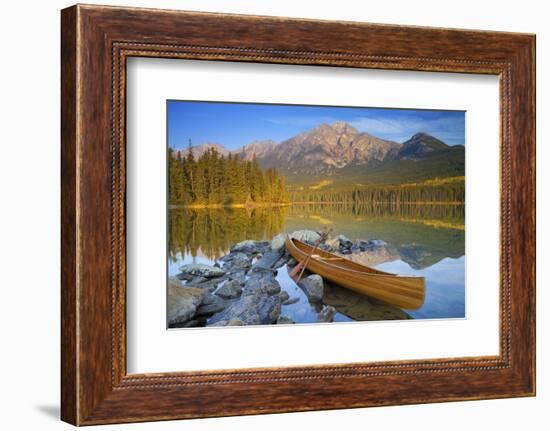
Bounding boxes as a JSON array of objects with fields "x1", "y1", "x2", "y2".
[
  {"x1": 177, "y1": 263, "x2": 225, "y2": 279},
  {"x1": 227, "y1": 318, "x2": 244, "y2": 326},
  {"x1": 208, "y1": 291, "x2": 282, "y2": 326},
  {"x1": 189, "y1": 276, "x2": 208, "y2": 285},
  {"x1": 226, "y1": 252, "x2": 251, "y2": 270},
  {"x1": 271, "y1": 233, "x2": 286, "y2": 251},
  {"x1": 291, "y1": 229, "x2": 321, "y2": 244},
  {"x1": 318, "y1": 305, "x2": 336, "y2": 323},
  {"x1": 168, "y1": 277, "x2": 183, "y2": 289},
  {"x1": 215, "y1": 279, "x2": 243, "y2": 299},
  {"x1": 357, "y1": 239, "x2": 388, "y2": 251},
  {"x1": 227, "y1": 270, "x2": 246, "y2": 285},
  {"x1": 250, "y1": 249, "x2": 283, "y2": 273},
  {"x1": 169, "y1": 319, "x2": 201, "y2": 329},
  {"x1": 195, "y1": 301, "x2": 227, "y2": 316},
  {"x1": 325, "y1": 237, "x2": 340, "y2": 249},
  {"x1": 231, "y1": 239, "x2": 270, "y2": 254},
  {"x1": 243, "y1": 272, "x2": 281, "y2": 296},
  {"x1": 277, "y1": 315, "x2": 295, "y2": 324},
  {"x1": 167, "y1": 286, "x2": 205, "y2": 325},
  {"x1": 299, "y1": 274, "x2": 324, "y2": 302},
  {"x1": 337, "y1": 234, "x2": 353, "y2": 249},
  {"x1": 212, "y1": 318, "x2": 245, "y2": 327}
]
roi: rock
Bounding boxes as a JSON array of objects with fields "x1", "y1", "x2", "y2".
[
  {"x1": 299, "y1": 274, "x2": 324, "y2": 302},
  {"x1": 291, "y1": 229, "x2": 321, "y2": 245},
  {"x1": 357, "y1": 239, "x2": 388, "y2": 251},
  {"x1": 211, "y1": 320, "x2": 229, "y2": 327},
  {"x1": 273, "y1": 253, "x2": 291, "y2": 269},
  {"x1": 212, "y1": 318, "x2": 245, "y2": 327},
  {"x1": 283, "y1": 297, "x2": 300, "y2": 305},
  {"x1": 227, "y1": 318, "x2": 244, "y2": 326},
  {"x1": 168, "y1": 277, "x2": 183, "y2": 289},
  {"x1": 186, "y1": 276, "x2": 228, "y2": 292},
  {"x1": 271, "y1": 233, "x2": 286, "y2": 251},
  {"x1": 318, "y1": 305, "x2": 336, "y2": 323},
  {"x1": 208, "y1": 291, "x2": 282, "y2": 326},
  {"x1": 325, "y1": 237, "x2": 340, "y2": 248},
  {"x1": 189, "y1": 276, "x2": 208, "y2": 285},
  {"x1": 277, "y1": 315, "x2": 295, "y2": 324},
  {"x1": 227, "y1": 270, "x2": 246, "y2": 284},
  {"x1": 337, "y1": 234, "x2": 353, "y2": 249},
  {"x1": 257, "y1": 295, "x2": 282, "y2": 323},
  {"x1": 250, "y1": 249, "x2": 284, "y2": 273},
  {"x1": 202, "y1": 292, "x2": 224, "y2": 305},
  {"x1": 319, "y1": 243, "x2": 337, "y2": 252},
  {"x1": 177, "y1": 263, "x2": 226, "y2": 279},
  {"x1": 287, "y1": 257, "x2": 297, "y2": 267},
  {"x1": 226, "y1": 252, "x2": 251, "y2": 270},
  {"x1": 243, "y1": 272, "x2": 281, "y2": 296},
  {"x1": 278, "y1": 291, "x2": 290, "y2": 302},
  {"x1": 167, "y1": 286, "x2": 205, "y2": 325},
  {"x1": 231, "y1": 239, "x2": 270, "y2": 254},
  {"x1": 196, "y1": 302, "x2": 227, "y2": 316},
  {"x1": 169, "y1": 319, "x2": 201, "y2": 328},
  {"x1": 215, "y1": 279, "x2": 243, "y2": 299}
]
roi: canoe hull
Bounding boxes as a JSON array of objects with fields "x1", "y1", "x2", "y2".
[{"x1": 285, "y1": 236, "x2": 426, "y2": 310}]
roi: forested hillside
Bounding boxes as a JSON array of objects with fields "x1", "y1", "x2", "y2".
[{"x1": 168, "y1": 146, "x2": 289, "y2": 206}]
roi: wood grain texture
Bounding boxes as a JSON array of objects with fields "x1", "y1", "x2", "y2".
[{"x1": 60, "y1": 4, "x2": 536, "y2": 425}]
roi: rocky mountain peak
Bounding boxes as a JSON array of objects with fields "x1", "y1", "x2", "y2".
[{"x1": 398, "y1": 132, "x2": 450, "y2": 160}]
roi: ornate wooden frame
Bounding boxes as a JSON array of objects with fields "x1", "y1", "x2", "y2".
[{"x1": 61, "y1": 4, "x2": 536, "y2": 425}]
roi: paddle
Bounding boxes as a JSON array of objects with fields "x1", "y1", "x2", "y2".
[{"x1": 288, "y1": 227, "x2": 332, "y2": 283}]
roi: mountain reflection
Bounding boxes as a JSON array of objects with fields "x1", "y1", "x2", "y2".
[{"x1": 168, "y1": 203, "x2": 464, "y2": 270}]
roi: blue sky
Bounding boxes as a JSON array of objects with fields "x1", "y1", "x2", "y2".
[{"x1": 167, "y1": 100, "x2": 465, "y2": 151}]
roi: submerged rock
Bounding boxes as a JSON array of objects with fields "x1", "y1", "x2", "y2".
[
  {"x1": 291, "y1": 229, "x2": 321, "y2": 245},
  {"x1": 283, "y1": 297, "x2": 300, "y2": 305},
  {"x1": 299, "y1": 274, "x2": 324, "y2": 302},
  {"x1": 278, "y1": 291, "x2": 290, "y2": 303},
  {"x1": 318, "y1": 305, "x2": 336, "y2": 323},
  {"x1": 177, "y1": 263, "x2": 226, "y2": 279},
  {"x1": 277, "y1": 315, "x2": 295, "y2": 324},
  {"x1": 215, "y1": 279, "x2": 243, "y2": 299},
  {"x1": 167, "y1": 286, "x2": 205, "y2": 325}
]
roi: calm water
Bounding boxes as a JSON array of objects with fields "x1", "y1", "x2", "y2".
[{"x1": 168, "y1": 204, "x2": 465, "y2": 322}]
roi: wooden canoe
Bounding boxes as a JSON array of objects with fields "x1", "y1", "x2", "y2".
[{"x1": 285, "y1": 236, "x2": 426, "y2": 310}]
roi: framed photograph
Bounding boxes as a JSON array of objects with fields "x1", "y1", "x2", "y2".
[{"x1": 61, "y1": 4, "x2": 536, "y2": 425}]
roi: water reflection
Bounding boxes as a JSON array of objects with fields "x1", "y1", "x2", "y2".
[{"x1": 168, "y1": 203, "x2": 465, "y2": 320}]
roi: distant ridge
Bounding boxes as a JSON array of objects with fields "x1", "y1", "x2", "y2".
[{"x1": 173, "y1": 122, "x2": 464, "y2": 187}]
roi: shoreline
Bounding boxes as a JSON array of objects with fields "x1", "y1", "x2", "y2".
[{"x1": 170, "y1": 201, "x2": 465, "y2": 209}]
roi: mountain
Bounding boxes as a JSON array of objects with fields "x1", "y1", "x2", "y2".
[
  {"x1": 397, "y1": 132, "x2": 451, "y2": 160},
  {"x1": 175, "y1": 122, "x2": 464, "y2": 188},
  {"x1": 234, "y1": 140, "x2": 277, "y2": 161},
  {"x1": 261, "y1": 122, "x2": 400, "y2": 175}
]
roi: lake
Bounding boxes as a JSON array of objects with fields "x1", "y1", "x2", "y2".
[{"x1": 168, "y1": 203, "x2": 465, "y2": 323}]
